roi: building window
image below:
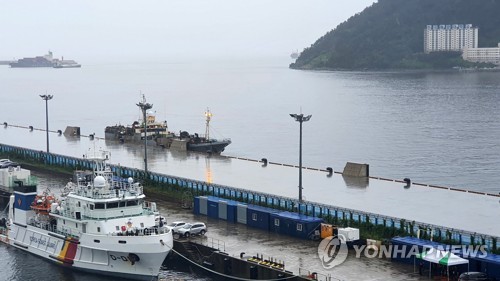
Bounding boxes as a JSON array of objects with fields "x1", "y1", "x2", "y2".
[
  {"x1": 140, "y1": 223, "x2": 144, "y2": 228},
  {"x1": 94, "y1": 239, "x2": 100, "y2": 243},
  {"x1": 274, "y1": 219, "x2": 280, "y2": 226},
  {"x1": 97, "y1": 227, "x2": 101, "y2": 233},
  {"x1": 297, "y1": 224, "x2": 303, "y2": 231},
  {"x1": 116, "y1": 226, "x2": 120, "y2": 231},
  {"x1": 252, "y1": 213, "x2": 257, "y2": 221}
]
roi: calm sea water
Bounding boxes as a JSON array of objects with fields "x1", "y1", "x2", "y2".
[
  {"x1": 1, "y1": 58, "x2": 500, "y2": 193},
  {"x1": 2, "y1": 59, "x2": 500, "y2": 279}
]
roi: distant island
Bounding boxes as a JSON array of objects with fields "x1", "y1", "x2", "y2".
[{"x1": 290, "y1": 0, "x2": 500, "y2": 70}]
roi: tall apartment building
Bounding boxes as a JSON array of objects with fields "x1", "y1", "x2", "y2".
[
  {"x1": 462, "y1": 43, "x2": 500, "y2": 65},
  {"x1": 424, "y1": 24, "x2": 478, "y2": 53}
]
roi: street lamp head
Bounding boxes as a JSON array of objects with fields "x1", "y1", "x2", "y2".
[
  {"x1": 40, "y1": 94, "x2": 53, "y2": 101},
  {"x1": 136, "y1": 102, "x2": 153, "y2": 111},
  {"x1": 289, "y1": 113, "x2": 312, "y2": 122},
  {"x1": 289, "y1": 113, "x2": 301, "y2": 121}
]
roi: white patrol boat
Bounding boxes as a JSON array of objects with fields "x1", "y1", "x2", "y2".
[{"x1": 0, "y1": 150, "x2": 173, "y2": 280}]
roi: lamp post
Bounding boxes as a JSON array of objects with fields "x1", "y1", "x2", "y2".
[
  {"x1": 289, "y1": 113, "x2": 312, "y2": 203},
  {"x1": 40, "y1": 94, "x2": 53, "y2": 153},
  {"x1": 137, "y1": 96, "x2": 153, "y2": 173}
]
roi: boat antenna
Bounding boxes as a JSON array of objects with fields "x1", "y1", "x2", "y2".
[{"x1": 205, "y1": 108, "x2": 212, "y2": 140}]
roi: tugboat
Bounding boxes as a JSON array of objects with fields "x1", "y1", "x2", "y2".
[
  {"x1": 0, "y1": 149, "x2": 173, "y2": 280},
  {"x1": 170, "y1": 109, "x2": 231, "y2": 154},
  {"x1": 105, "y1": 95, "x2": 174, "y2": 147}
]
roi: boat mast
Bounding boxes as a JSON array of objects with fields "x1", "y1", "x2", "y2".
[
  {"x1": 137, "y1": 94, "x2": 153, "y2": 173},
  {"x1": 205, "y1": 108, "x2": 212, "y2": 140}
]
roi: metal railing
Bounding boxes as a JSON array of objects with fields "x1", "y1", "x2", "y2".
[{"x1": 191, "y1": 236, "x2": 226, "y2": 252}]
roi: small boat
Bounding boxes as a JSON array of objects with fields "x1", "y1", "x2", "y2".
[
  {"x1": 290, "y1": 50, "x2": 300, "y2": 59},
  {"x1": 0, "y1": 162, "x2": 36, "y2": 197},
  {"x1": 169, "y1": 109, "x2": 231, "y2": 154},
  {"x1": 30, "y1": 190, "x2": 56, "y2": 215},
  {"x1": 53, "y1": 58, "x2": 81, "y2": 68}
]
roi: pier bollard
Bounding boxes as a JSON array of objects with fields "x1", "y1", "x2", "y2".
[
  {"x1": 29, "y1": 126, "x2": 33, "y2": 131},
  {"x1": 261, "y1": 158, "x2": 267, "y2": 167},
  {"x1": 57, "y1": 130, "x2": 62, "y2": 136},
  {"x1": 3, "y1": 122, "x2": 7, "y2": 128},
  {"x1": 89, "y1": 133, "x2": 95, "y2": 140},
  {"x1": 403, "y1": 178, "x2": 411, "y2": 189},
  {"x1": 326, "y1": 167, "x2": 333, "y2": 177}
]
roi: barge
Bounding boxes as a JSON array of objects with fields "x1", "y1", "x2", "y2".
[{"x1": 105, "y1": 97, "x2": 231, "y2": 154}]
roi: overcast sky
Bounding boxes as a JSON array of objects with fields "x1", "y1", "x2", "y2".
[{"x1": 0, "y1": 0, "x2": 375, "y2": 62}]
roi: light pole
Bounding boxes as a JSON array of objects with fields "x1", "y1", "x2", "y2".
[
  {"x1": 290, "y1": 113, "x2": 312, "y2": 203},
  {"x1": 137, "y1": 96, "x2": 153, "y2": 173},
  {"x1": 40, "y1": 94, "x2": 53, "y2": 153}
]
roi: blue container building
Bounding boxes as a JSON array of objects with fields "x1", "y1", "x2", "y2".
[
  {"x1": 246, "y1": 205, "x2": 280, "y2": 232},
  {"x1": 207, "y1": 196, "x2": 219, "y2": 219},
  {"x1": 270, "y1": 212, "x2": 323, "y2": 239},
  {"x1": 194, "y1": 196, "x2": 200, "y2": 215},
  {"x1": 193, "y1": 196, "x2": 326, "y2": 240},
  {"x1": 194, "y1": 196, "x2": 242, "y2": 224}
]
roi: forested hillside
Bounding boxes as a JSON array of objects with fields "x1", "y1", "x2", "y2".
[{"x1": 290, "y1": 0, "x2": 500, "y2": 70}]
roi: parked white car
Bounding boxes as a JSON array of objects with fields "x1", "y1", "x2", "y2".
[
  {"x1": 167, "y1": 221, "x2": 187, "y2": 234},
  {"x1": 0, "y1": 159, "x2": 19, "y2": 168},
  {"x1": 176, "y1": 222, "x2": 207, "y2": 238}
]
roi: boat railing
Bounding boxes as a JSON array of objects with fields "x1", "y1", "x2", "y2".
[
  {"x1": 28, "y1": 216, "x2": 167, "y2": 238},
  {"x1": 80, "y1": 209, "x2": 155, "y2": 221},
  {"x1": 190, "y1": 236, "x2": 225, "y2": 252},
  {"x1": 27, "y1": 219, "x2": 81, "y2": 239}
]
